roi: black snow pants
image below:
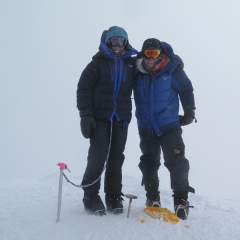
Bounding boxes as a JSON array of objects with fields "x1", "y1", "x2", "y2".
[
  {"x1": 81, "y1": 119, "x2": 127, "y2": 196},
  {"x1": 139, "y1": 129, "x2": 190, "y2": 200}
]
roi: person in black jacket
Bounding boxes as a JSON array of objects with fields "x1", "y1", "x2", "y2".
[{"x1": 77, "y1": 26, "x2": 138, "y2": 215}]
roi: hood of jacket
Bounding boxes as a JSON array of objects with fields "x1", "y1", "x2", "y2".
[
  {"x1": 104, "y1": 26, "x2": 128, "y2": 43},
  {"x1": 92, "y1": 27, "x2": 138, "y2": 60},
  {"x1": 136, "y1": 41, "x2": 180, "y2": 74}
]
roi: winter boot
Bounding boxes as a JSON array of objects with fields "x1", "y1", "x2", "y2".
[
  {"x1": 83, "y1": 193, "x2": 106, "y2": 216},
  {"x1": 174, "y1": 198, "x2": 193, "y2": 220},
  {"x1": 144, "y1": 182, "x2": 161, "y2": 207},
  {"x1": 105, "y1": 194, "x2": 124, "y2": 214},
  {"x1": 144, "y1": 183, "x2": 161, "y2": 207},
  {"x1": 146, "y1": 198, "x2": 161, "y2": 207}
]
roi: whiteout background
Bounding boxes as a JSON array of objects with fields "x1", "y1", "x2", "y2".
[{"x1": 1, "y1": 0, "x2": 240, "y2": 201}]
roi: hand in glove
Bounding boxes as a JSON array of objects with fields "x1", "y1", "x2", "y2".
[
  {"x1": 80, "y1": 116, "x2": 96, "y2": 139},
  {"x1": 179, "y1": 106, "x2": 196, "y2": 126}
]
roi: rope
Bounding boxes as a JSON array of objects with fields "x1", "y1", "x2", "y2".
[{"x1": 62, "y1": 119, "x2": 113, "y2": 188}]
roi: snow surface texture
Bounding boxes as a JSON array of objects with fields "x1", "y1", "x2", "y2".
[{"x1": 1, "y1": 174, "x2": 240, "y2": 240}]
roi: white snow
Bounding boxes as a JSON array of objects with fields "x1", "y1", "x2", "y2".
[{"x1": 1, "y1": 173, "x2": 240, "y2": 240}]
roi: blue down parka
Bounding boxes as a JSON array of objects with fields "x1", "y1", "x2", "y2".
[
  {"x1": 133, "y1": 42, "x2": 195, "y2": 136},
  {"x1": 77, "y1": 28, "x2": 138, "y2": 123}
]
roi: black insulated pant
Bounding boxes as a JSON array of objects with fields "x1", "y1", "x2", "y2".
[
  {"x1": 81, "y1": 119, "x2": 127, "y2": 195},
  {"x1": 139, "y1": 129, "x2": 190, "y2": 199}
]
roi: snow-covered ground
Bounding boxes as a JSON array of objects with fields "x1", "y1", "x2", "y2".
[{"x1": 1, "y1": 173, "x2": 240, "y2": 240}]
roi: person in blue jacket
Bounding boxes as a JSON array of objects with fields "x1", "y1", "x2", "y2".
[
  {"x1": 133, "y1": 38, "x2": 196, "y2": 220},
  {"x1": 77, "y1": 26, "x2": 138, "y2": 215}
]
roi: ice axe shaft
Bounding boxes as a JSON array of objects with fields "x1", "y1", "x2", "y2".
[
  {"x1": 125, "y1": 194, "x2": 137, "y2": 218},
  {"x1": 127, "y1": 198, "x2": 132, "y2": 218}
]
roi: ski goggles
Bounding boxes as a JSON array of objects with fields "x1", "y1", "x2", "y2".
[
  {"x1": 144, "y1": 49, "x2": 161, "y2": 59},
  {"x1": 108, "y1": 37, "x2": 126, "y2": 47}
]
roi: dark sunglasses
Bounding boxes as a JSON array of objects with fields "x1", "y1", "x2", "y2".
[{"x1": 108, "y1": 37, "x2": 126, "y2": 47}]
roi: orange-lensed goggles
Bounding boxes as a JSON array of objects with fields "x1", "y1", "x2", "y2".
[{"x1": 144, "y1": 49, "x2": 161, "y2": 59}]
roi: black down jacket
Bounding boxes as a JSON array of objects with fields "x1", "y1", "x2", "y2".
[{"x1": 77, "y1": 42, "x2": 138, "y2": 122}]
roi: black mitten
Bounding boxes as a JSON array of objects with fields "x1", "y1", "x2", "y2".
[
  {"x1": 80, "y1": 116, "x2": 96, "y2": 139},
  {"x1": 79, "y1": 108, "x2": 96, "y2": 139},
  {"x1": 179, "y1": 106, "x2": 196, "y2": 126}
]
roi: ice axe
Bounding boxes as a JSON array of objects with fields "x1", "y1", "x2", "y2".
[
  {"x1": 125, "y1": 194, "x2": 138, "y2": 218},
  {"x1": 56, "y1": 162, "x2": 70, "y2": 223}
]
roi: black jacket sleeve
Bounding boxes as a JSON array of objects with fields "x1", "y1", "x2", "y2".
[{"x1": 76, "y1": 59, "x2": 100, "y2": 112}]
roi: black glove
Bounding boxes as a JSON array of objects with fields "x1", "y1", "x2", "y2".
[
  {"x1": 80, "y1": 116, "x2": 96, "y2": 139},
  {"x1": 179, "y1": 106, "x2": 196, "y2": 126}
]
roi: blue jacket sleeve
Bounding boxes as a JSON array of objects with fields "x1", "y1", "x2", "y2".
[{"x1": 172, "y1": 70, "x2": 195, "y2": 108}]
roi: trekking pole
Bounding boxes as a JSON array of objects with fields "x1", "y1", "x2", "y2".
[{"x1": 56, "y1": 163, "x2": 70, "y2": 223}]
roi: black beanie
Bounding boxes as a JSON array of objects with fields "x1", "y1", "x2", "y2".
[{"x1": 141, "y1": 38, "x2": 161, "y2": 51}]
